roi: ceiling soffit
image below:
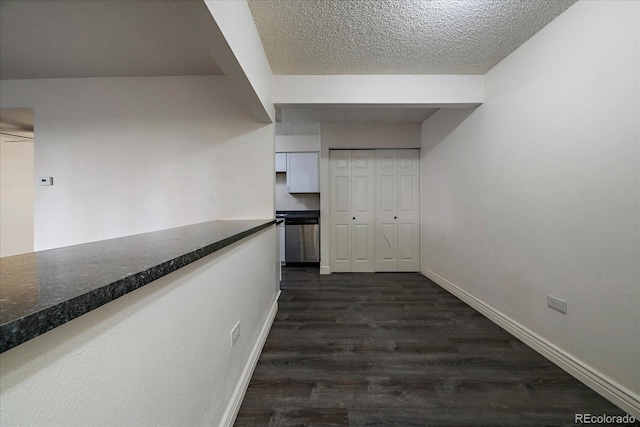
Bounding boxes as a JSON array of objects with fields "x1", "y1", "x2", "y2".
[
  {"x1": 0, "y1": 0, "x2": 224, "y2": 79},
  {"x1": 276, "y1": 106, "x2": 438, "y2": 135}
]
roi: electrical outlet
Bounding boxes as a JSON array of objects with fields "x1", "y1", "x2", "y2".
[
  {"x1": 230, "y1": 321, "x2": 240, "y2": 347},
  {"x1": 547, "y1": 295, "x2": 567, "y2": 314}
]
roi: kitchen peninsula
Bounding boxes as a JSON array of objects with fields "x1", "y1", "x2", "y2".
[
  {"x1": 0, "y1": 219, "x2": 280, "y2": 425},
  {"x1": 0, "y1": 219, "x2": 277, "y2": 353}
]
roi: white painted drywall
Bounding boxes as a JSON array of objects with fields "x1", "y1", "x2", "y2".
[
  {"x1": 320, "y1": 123, "x2": 422, "y2": 272},
  {"x1": 203, "y1": 0, "x2": 275, "y2": 123},
  {"x1": 0, "y1": 226, "x2": 278, "y2": 426},
  {"x1": 274, "y1": 75, "x2": 483, "y2": 107},
  {"x1": 421, "y1": 0, "x2": 639, "y2": 414},
  {"x1": 0, "y1": 139, "x2": 34, "y2": 256},
  {"x1": 275, "y1": 134, "x2": 320, "y2": 152},
  {"x1": 0, "y1": 76, "x2": 274, "y2": 251},
  {"x1": 275, "y1": 173, "x2": 320, "y2": 211},
  {"x1": 321, "y1": 124, "x2": 421, "y2": 150}
]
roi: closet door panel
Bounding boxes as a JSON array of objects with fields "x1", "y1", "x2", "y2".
[
  {"x1": 350, "y1": 150, "x2": 375, "y2": 272},
  {"x1": 335, "y1": 176, "x2": 351, "y2": 213},
  {"x1": 397, "y1": 149, "x2": 420, "y2": 272},
  {"x1": 398, "y1": 222, "x2": 417, "y2": 263},
  {"x1": 330, "y1": 150, "x2": 352, "y2": 272},
  {"x1": 335, "y1": 224, "x2": 351, "y2": 262},
  {"x1": 375, "y1": 150, "x2": 398, "y2": 271}
]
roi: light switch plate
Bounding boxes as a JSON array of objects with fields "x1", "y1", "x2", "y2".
[{"x1": 231, "y1": 321, "x2": 240, "y2": 347}]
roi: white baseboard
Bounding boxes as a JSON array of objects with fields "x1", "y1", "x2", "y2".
[
  {"x1": 220, "y1": 297, "x2": 278, "y2": 427},
  {"x1": 319, "y1": 265, "x2": 331, "y2": 275},
  {"x1": 420, "y1": 266, "x2": 640, "y2": 418}
]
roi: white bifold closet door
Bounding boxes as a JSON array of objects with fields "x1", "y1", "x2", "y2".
[
  {"x1": 329, "y1": 150, "x2": 376, "y2": 272},
  {"x1": 330, "y1": 149, "x2": 418, "y2": 273},
  {"x1": 375, "y1": 149, "x2": 420, "y2": 272}
]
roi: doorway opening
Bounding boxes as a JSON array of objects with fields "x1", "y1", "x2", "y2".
[{"x1": 1, "y1": 108, "x2": 34, "y2": 257}]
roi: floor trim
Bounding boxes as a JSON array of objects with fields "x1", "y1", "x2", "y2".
[
  {"x1": 319, "y1": 265, "x2": 331, "y2": 275},
  {"x1": 421, "y1": 266, "x2": 640, "y2": 418},
  {"x1": 220, "y1": 296, "x2": 278, "y2": 427}
]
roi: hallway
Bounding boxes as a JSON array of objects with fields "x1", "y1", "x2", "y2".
[{"x1": 235, "y1": 268, "x2": 631, "y2": 426}]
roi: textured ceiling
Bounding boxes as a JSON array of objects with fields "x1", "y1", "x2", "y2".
[
  {"x1": 1, "y1": 0, "x2": 578, "y2": 129},
  {"x1": 0, "y1": 0, "x2": 224, "y2": 79},
  {"x1": 248, "y1": 0, "x2": 577, "y2": 75}
]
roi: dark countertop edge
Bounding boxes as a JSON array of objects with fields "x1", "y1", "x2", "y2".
[
  {"x1": 0, "y1": 220, "x2": 276, "y2": 354},
  {"x1": 276, "y1": 210, "x2": 320, "y2": 218}
]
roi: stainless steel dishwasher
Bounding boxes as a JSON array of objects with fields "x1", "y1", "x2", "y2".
[{"x1": 285, "y1": 216, "x2": 319, "y2": 263}]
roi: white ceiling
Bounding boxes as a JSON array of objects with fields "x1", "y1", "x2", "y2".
[
  {"x1": 250, "y1": 0, "x2": 576, "y2": 128},
  {"x1": 0, "y1": 0, "x2": 224, "y2": 79},
  {"x1": 0, "y1": 0, "x2": 577, "y2": 127},
  {"x1": 248, "y1": 0, "x2": 577, "y2": 75}
]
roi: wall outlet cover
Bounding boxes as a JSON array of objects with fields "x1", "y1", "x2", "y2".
[{"x1": 547, "y1": 295, "x2": 567, "y2": 314}]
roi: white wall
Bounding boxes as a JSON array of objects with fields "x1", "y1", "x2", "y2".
[
  {"x1": 321, "y1": 124, "x2": 421, "y2": 150},
  {"x1": 421, "y1": 0, "x2": 639, "y2": 416},
  {"x1": 0, "y1": 139, "x2": 34, "y2": 256},
  {"x1": 0, "y1": 226, "x2": 278, "y2": 426},
  {"x1": 0, "y1": 76, "x2": 274, "y2": 251},
  {"x1": 203, "y1": 0, "x2": 275, "y2": 123},
  {"x1": 275, "y1": 174, "x2": 320, "y2": 211},
  {"x1": 274, "y1": 75, "x2": 483, "y2": 107},
  {"x1": 275, "y1": 134, "x2": 320, "y2": 152},
  {"x1": 320, "y1": 123, "x2": 422, "y2": 272}
]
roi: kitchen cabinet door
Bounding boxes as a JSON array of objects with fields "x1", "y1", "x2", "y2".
[
  {"x1": 275, "y1": 153, "x2": 286, "y2": 172},
  {"x1": 286, "y1": 152, "x2": 319, "y2": 193}
]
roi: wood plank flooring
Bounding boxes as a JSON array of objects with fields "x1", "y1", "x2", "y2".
[{"x1": 235, "y1": 268, "x2": 634, "y2": 426}]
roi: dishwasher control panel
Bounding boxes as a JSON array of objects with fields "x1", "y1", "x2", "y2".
[{"x1": 285, "y1": 217, "x2": 318, "y2": 225}]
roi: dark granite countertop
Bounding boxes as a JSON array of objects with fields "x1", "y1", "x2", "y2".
[{"x1": 0, "y1": 219, "x2": 276, "y2": 353}]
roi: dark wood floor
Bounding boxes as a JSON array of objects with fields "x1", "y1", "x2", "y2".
[{"x1": 235, "y1": 268, "x2": 634, "y2": 426}]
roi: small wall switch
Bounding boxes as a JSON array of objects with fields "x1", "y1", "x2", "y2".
[
  {"x1": 39, "y1": 177, "x2": 53, "y2": 186},
  {"x1": 231, "y1": 321, "x2": 240, "y2": 348},
  {"x1": 547, "y1": 295, "x2": 567, "y2": 314}
]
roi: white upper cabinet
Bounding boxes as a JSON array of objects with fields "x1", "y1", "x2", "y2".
[
  {"x1": 286, "y1": 152, "x2": 319, "y2": 193},
  {"x1": 275, "y1": 153, "x2": 287, "y2": 172}
]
